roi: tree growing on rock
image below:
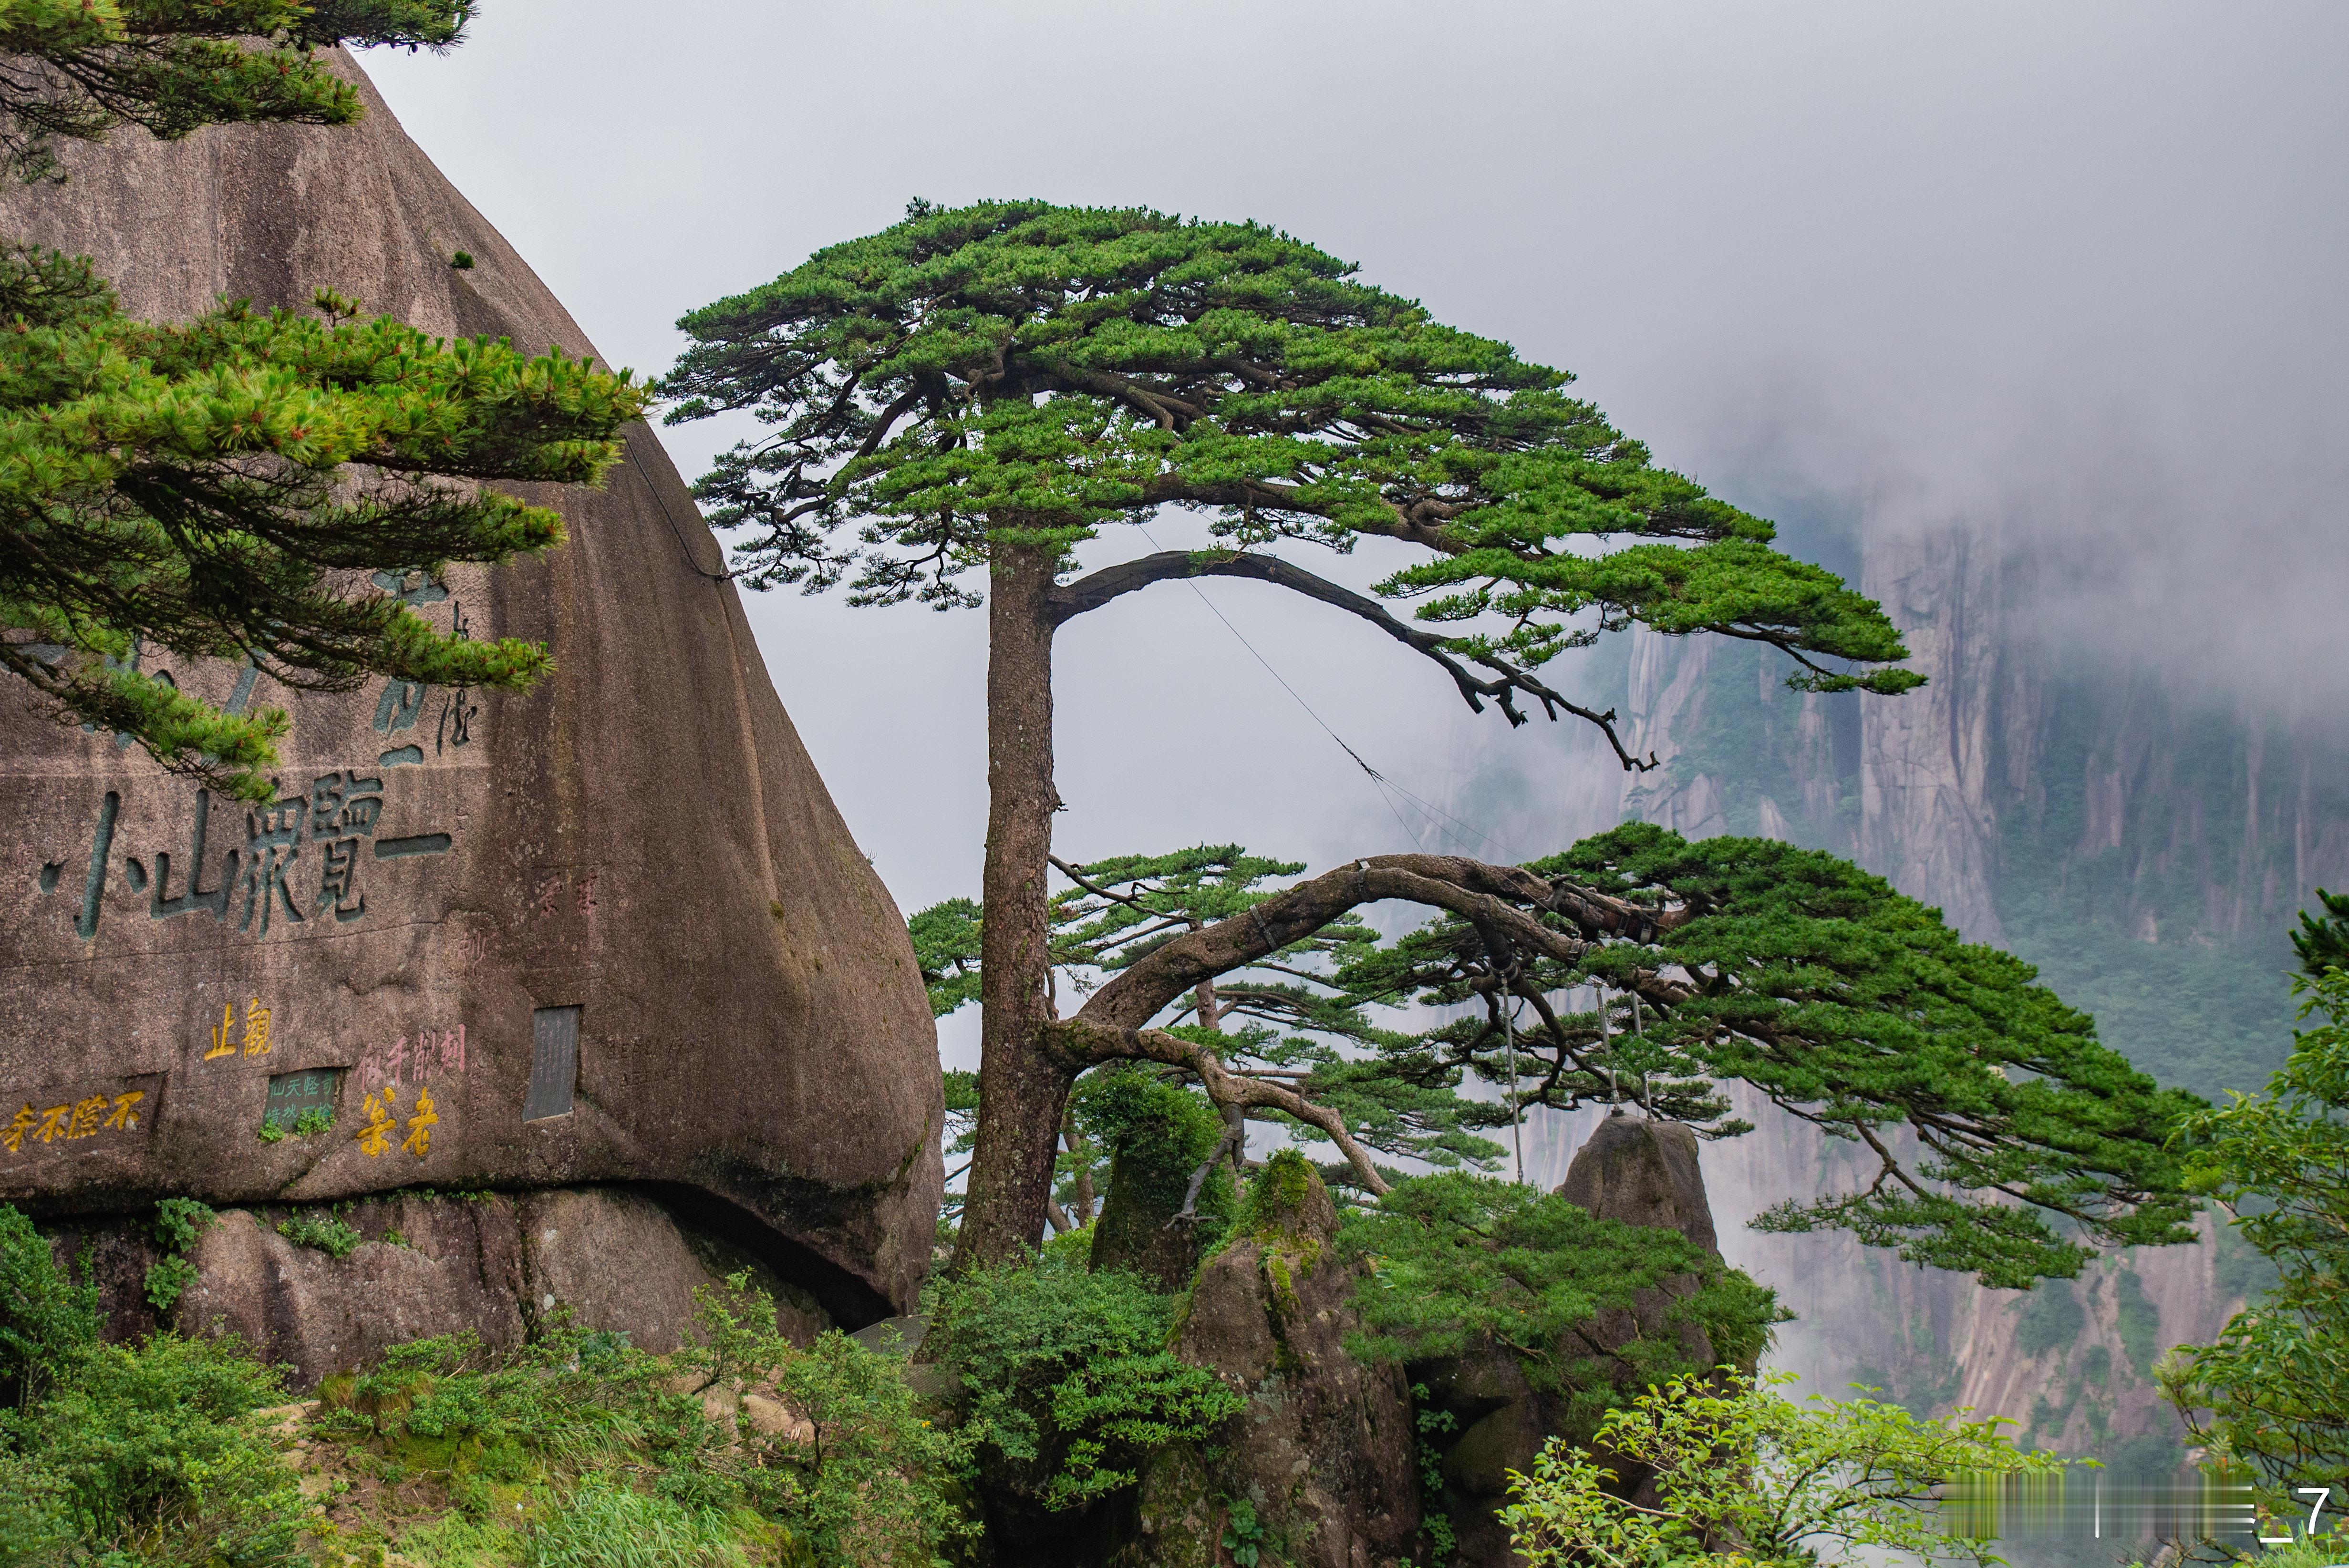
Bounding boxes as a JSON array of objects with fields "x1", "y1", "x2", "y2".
[
  {"x1": 914, "y1": 825, "x2": 2206, "y2": 1292},
  {"x1": 0, "y1": 2, "x2": 648, "y2": 798},
  {"x1": 662, "y1": 199, "x2": 1925, "y2": 1267}
]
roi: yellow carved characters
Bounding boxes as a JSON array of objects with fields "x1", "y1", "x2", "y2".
[
  {"x1": 353, "y1": 1087, "x2": 397, "y2": 1156},
  {"x1": 203, "y1": 997, "x2": 272, "y2": 1062},
  {"x1": 403, "y1": 1086, "x2": 436, "y2": 1156},
  {"x1": 352, "y1": 1083, "x2": 438, "y2": 1160},
  {"x1": 1, "y1": 1090, "x2": 145, "y2": 1155}
]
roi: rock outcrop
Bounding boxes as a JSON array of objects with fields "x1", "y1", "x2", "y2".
[
  {"x1": 1116, "y1": 1154, "x2": 1421, "y2": 1568},
  {"x1": 1421, "y1": 1116, "x2": 1728, "y2": 1568},
  {"x1": 49, "y1": 1185, "x2": 830, "y2": 1386},
  {"x1": 0, "y1": 59, "x2": 940, "y2": 1333}
]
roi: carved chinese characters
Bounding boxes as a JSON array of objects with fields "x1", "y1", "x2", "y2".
[
  {"x1": 352, "y1": 1083, "x2": 435, "y2": 1160},
  {"x1": 203, "y1": 997, "x2": 273, "y2": 1062},
  {"x1": 30, "y1": 758, "x2": 455, "y2": 944},
  {"x1": 0, "y1": 1074, "x2": 163, "y2": 1163},
  {"x1": 261, "y1": 1069, "x2": 340, "y2": 1134},
  {"x1": 356, "y1": 1025, "x2": 466, "y2": 1093}
]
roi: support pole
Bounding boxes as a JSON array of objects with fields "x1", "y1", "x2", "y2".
[{"x1": 1502, "y1": 975, "x2": 1524, "y2": 1185}]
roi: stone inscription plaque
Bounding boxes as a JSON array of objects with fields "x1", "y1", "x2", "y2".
[{"x1": 262, "y1": 1068, "x2": 343, "y2": 1134}]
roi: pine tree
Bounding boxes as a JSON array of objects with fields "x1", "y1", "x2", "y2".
[
  {"x1": 2163, "y1": 960, "x2": 2349, "y2": 1510},
  {"x1": 0, "y1": 2, "x2": 473, "y2": 185},
  {"x1": 914, "y1": 825, "x2": 2204, "y2": 1291},
  {"x1": 668, "y1": 200, "x2": 1925, "y2": 1267},
  {"x1": 0, "y1": 2, "x2": 647, "y2": 798}
]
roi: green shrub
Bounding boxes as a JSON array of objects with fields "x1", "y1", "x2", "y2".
[
  {"x1": 0, "y1": 1448, "x2": 73, "y2": 1568},
  {"x1": 1501, "y1": 1367, "x2": 2064, "y2": 1566},
  {"x1": 143, "y1": 1254, "x2": 198, "y2": 1316},
  {"x1": 152, "y1": 1197, "x2": 216, "y2": 1254},
  {"x1": 2162, "y1": 965, "x2": 2349, "y2": 1497},
  {"x1": 2, "y1": 1330, "x2": 305, "y2": 1564},
  {"x1": 389, "y1": 1508, "x2": 524, "y2": 1566},
  {"x1": 1341, "y1": 1174, "x2": 1785, "y2": 1439},
  {"x1": 277, "y1": 1209, "x2": 363, "y2": 1258},
  {"x1": 683, "y1": 1276, "x2": 973, "y2": 1564},
  {"x1": 257, "y1": 1119, "x2": 286, "y2": 1143},
  {"x1": 921, "y1": 1251, "x2": 1244, "y2": 1511},
  {"x1": 1039, "y1": 1221, "x2": 1095, "y2": 1267},
  {"x1": 0, "y1": 1203, "x2": 97, "y2": 1401},
  {"x1": 140, "y1": 1197, "x2": 219, "y2": 1320},
  {"x1": 1221, "y1": 1496, "x2": 1274, "y2": 1566},
  {"x1": 5, "y1": 1218, "x2": 963, "y2": 1568},
  {"x1": 1082, "y1": 1066, "x2": 1237, "y2": 1251},
  {"x1": 293, "y1": 1106, "x2": 334, "y2": 1137},
  {"x1": 306, "y1": 1285, "x2": 967, "y2": 1567}
]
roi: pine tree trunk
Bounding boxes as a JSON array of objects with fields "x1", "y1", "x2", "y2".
[{"x1": 952, "y1": 541, "x2": 1078, "y2": 1269}]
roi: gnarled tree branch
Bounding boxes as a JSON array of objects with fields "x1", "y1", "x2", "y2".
[
  {"x1": 1051, "y1": 1015, "x2": 1395, "y2": 1197},
  {"x1": 1080, "y1": 852, "x2": 1689, "y2": 1033},
  {"x1": 1048, "y1": 550, "x2": 1658, "y2": 770}
]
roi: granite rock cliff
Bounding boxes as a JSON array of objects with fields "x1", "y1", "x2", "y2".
[{"x1": 0, "y1": 59, "x2": 942, "y2": 1344}]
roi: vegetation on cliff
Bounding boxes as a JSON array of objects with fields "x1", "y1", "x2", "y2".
[
  {"x1": 2162, "y1": 916, "x2": 2349, "y2": 1528},
  {"x1": 920, "y1": 1250, "x2": 1241, "y2": 1515},
  {"x1": 1341, "y1": 1173, "x2": 1781, "y2": 1424},
  {"x1": 0, "y1": 1217, "x2": 971, "y2": 1566}
]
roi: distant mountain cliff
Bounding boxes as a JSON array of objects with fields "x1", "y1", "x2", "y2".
[{"x1": 1496, "y1": 518, "x2": 2345, "y2": 1466}]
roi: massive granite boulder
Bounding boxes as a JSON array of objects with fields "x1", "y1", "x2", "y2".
[{"x1": 0, "y1": 61, "x2": 941, "y2": 1333}]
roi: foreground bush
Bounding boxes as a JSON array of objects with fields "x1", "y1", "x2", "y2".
[
  {"x1": 2162, "y1": 965, "x2": 2349, "y2": 1511},
  {"x1": 300, "y1": 1277, "x2": 972, "y2": 1567},
  {"x1": 0, "y1": 1208, "x2": 974, "y2": 1567},
  {"x1": 921, "y1": 1249, "x2": 1243, "y2": 1511},
  {"x1": 1, "y1": 1206, "x2": 305, "y2": 1565},
  {"x1": 1500, "y1": 1368, "x2": 2065, "y2": 1568}
]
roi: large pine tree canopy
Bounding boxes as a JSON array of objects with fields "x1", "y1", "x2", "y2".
[
  {"x1": 0, "y1": 0, "x2": 648, "y2": 798},
  {"x1": 664, "y1": 199, "x2": 1923, "y2": 755}
]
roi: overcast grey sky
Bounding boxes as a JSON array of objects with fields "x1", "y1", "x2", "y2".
[{"x1": 362, "y1": 2, "x2": 2349, "y2": 935}]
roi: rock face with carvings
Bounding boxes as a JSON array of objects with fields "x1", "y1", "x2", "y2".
[{"x1": 0, "y1": 60, "x2": 941, "y2": 1339}]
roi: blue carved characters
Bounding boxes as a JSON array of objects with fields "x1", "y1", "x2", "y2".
[
  {"x1": 34, "y1": 766, "x2": 453, "y2": 942},
  {"x1": 310, "y1": 769, "x2": 383, "y2": 922}
]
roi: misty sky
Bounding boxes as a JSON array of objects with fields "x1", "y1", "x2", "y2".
[{"x1": 361, "y1": 1, "x2": 2349, "y2": 961}]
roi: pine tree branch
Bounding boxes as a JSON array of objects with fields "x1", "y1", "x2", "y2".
[
  {"x1": 1049, "y1": 1016, "x2": 1393, "y2": 1197},
  {"x1": 1078, "y1": 853, "x2": 1688, "y2": 1033},
  {"x1": 1048, "y1": 550, "x2": 1658, "y2": 768}
]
